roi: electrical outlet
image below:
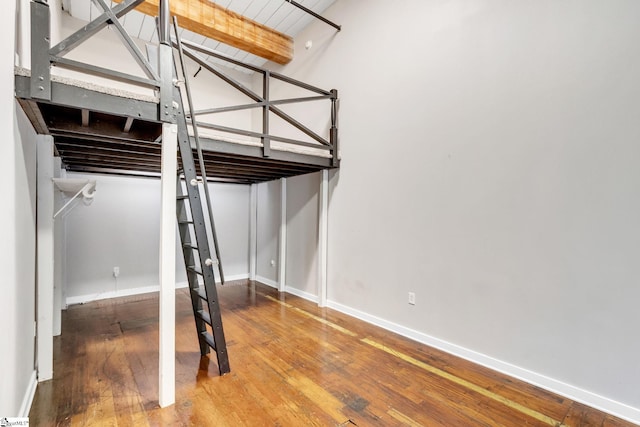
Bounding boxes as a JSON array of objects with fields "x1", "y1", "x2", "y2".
[
  {"x1": 113, "y1": 266, "x2": 120, "y2": 278},
  {"x1": 408, "y1": 292, "x2": 416, "y2": 305}
]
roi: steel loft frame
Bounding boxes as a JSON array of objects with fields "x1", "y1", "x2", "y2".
[{"x1": 30, "y1": 0, "x2": 339, "y2": 169}]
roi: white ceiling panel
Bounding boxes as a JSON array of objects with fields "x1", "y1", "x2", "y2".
[
  {"x1": 137, "y1": 15, "x2": 157, "y2": 42},
  {"x1": 253, "y1": 1, "x2": 284, "y2": 24},
  {"x1": 241, "y1": 1, "x2": 269, "y2": 20},
  {"x1": 224, "y1": 0, "x2": 254, "y2": 15}
]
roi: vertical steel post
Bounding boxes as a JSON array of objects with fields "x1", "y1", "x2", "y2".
[
  {"x1": 262, "y1": 71, "x2": 271, "y2": 157},
  {"x1": 31, "y1": 0, "x2": 51, "y2": 100},
  {"x1": 330, "y1": 89, "x2": 339, "y2": 167},
  {"x1": 158, "y1": 0, "x2": 174, "y2": 122}
]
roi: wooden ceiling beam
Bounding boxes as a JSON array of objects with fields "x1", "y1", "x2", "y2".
[{"x1": 113, "y1": 0, "x2": 293, "y2": 64}]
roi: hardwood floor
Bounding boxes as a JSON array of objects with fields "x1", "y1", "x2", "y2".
[{"x1": 30, "y1": 280, "x2": 634, "y2": 426}]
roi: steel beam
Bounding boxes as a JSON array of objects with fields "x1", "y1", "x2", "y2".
[
  {"x1": 262, "y1": 71, "x2": 270, "y2": 157},
  {"x1": 92, "y1": 0, "x2": 160, "y2": 81},
  {"x1": 181, "y1": 48, "x2": 263, "y2": 103},
  {"x1": 51, "y1": 57, "x2": 159, "y2": 88},
  {"x1": 159, "y1": 43, "x2": 175, "y2": 123},
  {"x1": 14, "y1": 75, "x2": 159, "y2": 120},
  {"x1": 50, "y1": 0, "x2": 144, "y2": 56},
  {"x1": 31, "y1": 0, "x2": 51, "y2": 100}
]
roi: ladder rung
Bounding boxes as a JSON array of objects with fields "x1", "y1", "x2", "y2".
[
  {"x1": 196, "y1": 309, "x2": 211, "y2": 326},
  {"x1": 192, "y1": 286, "x2": 206, "y2": 300},
  {"x1": 183, "y1": 243, "x2": 198, "y2": 250},
  {"x1": 178, "y1": 220, "x2": 194, "y2": 225},
  {"x1": 177, "y1": 195, "x2": 189, "y2": 200},
  {"x1": 201, "y1": 331, "x2": 216, "y2": 350},
  {"x1": 187, "y1": 266, "x2": 203, "y2": 276}
]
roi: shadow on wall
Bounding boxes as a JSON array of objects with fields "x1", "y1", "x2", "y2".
[
  {"x1": 286, "y1": 172, "x2": 320, "y2": 294},
  {"x1": 285, "y1": 168, "x2": 340, "y2": 296}
]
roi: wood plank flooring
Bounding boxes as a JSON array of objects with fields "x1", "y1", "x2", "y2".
[{"x1": 30, "y1": 280, "x2": 635, "y2": 426}]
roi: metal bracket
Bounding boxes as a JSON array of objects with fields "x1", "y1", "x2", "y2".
[
  {"x1": 159, "y1": 44, "x2": 177, "y2": 123},
  {"x1": 31, "y1": 0, "x2": 51, "y2": 100}
]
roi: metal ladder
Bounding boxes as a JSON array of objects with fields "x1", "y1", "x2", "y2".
[{"x1": 172, "y1": 20, "x2": 230, "y2": 375}]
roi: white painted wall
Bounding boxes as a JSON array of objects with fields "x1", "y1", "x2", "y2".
[
  {"x1": 202, "y1": 182, "x2": 251, "y2": 280},
  {"x1": 255, "y1": 180, "x2": 280, "y2": 285},
  {"x1": 1, "y1": 0, "x2": 38, "y2": 411},
  {"x1": 268, "y1": 0, "x2": 640, "y2": 421},
  {"x1": 64, "y1": 173, "x2": 250, "y2": 302},
  {"x1": 285, "y1": 173, "x2": 320, "y2": 297}
]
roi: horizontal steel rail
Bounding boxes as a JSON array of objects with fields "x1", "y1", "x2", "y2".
[
  {"x1": 191, "y1": 94, "x2": 333, "y2": 116},
  {"x1": 192, "y1": 121, "x2": 332, "y2": 151},
  {"x1": 177, "y1": 38, "x2": 333, "y2": 97},
  {"x1": 179, "y1": 43, "x2": 336, "y2": 156},
  {"x1": 51, "y1": 57, "x2": 160, "y2": 89}
]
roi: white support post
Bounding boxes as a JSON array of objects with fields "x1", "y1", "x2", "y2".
[
  {"x1": 318, "y1": 170, "x2": 329, "y2": 307},
  {"x1": 53, "y1": 157, "x2": 63, "y2": 336},
  {"x1": 249, "y1": 183, "x2": 258, "y2": 281},
  {"x1": 159, "y1": 123, "x2": 177, "y2": 408},
  {"x1": 278, "y1": 178, "x2": 287, "y2": 292},
  {"x1": 36, "y1": 135, "x2": 54, "y2": 381}
]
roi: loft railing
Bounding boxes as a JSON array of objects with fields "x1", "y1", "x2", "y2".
[
  {"x1": 176, "y1": 39, "x2": 339, "y2": 167},
  {"x1": 31, "y1": 0, "x2": 162, "y2": 95}
]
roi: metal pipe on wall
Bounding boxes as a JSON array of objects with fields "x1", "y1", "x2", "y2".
[{"x1": 284, "y1": 0, "x2": 341, "y2": 32}]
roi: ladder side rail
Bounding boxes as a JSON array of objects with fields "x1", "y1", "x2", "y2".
[
  {"x1": 176, "y1": 177, "x2": 209, "y2": 356},
  {"x1": 173, "y1": 17, "x2": 225, "y2": 284},
  {"x1": 174, "y1": 78, "x2": 230, "y2": 375}
]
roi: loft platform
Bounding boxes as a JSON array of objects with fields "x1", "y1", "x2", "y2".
[
  {"x1": 16, "y1": 0, "x2": 339, "y2": 185},
  {"x1": 15, "y1": 67, "x2": 339, "y2": 184}
]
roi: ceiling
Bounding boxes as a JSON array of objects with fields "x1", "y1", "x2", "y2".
[{"x1": 60, "y1": 0, "x2": 337, "y2": 71}]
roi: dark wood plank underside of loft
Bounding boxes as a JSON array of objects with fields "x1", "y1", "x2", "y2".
[{"x1": 15, "y1": 74, "x2": 334, "y2": 184}]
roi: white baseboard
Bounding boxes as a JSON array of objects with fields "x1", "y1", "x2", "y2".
[
  {"x1": 65, "y1": 274, "x2": 249, "y2": 305},
  {"x1": 284, "y1": 286, "x2": 319, "y2": 303},
  {"x1": 252, "y1": 277, "x2": 319, "y2": 303},
  {"x1": 19, "y1": 370, "x2": 37, "y2": 417},
  {"x1": 326, "y1": 300, "x2": 640, "y2": 425},
  {"x1": 66, "y1": 284, "x2": 170, "y2": 305},
  {"x1": 221, "y1": 274, "x2": 250, "y2": 283},
  {"x1": 255, "y1": 275, "x2": 279, "y2": 289},
  {"x1": 253, "y1": 277, "x2": 320, "y2": 304}
]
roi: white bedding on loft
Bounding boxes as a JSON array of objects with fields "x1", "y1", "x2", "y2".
[{"x1": 15, "y1": 66, "x2": 159, "y2": 103}]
